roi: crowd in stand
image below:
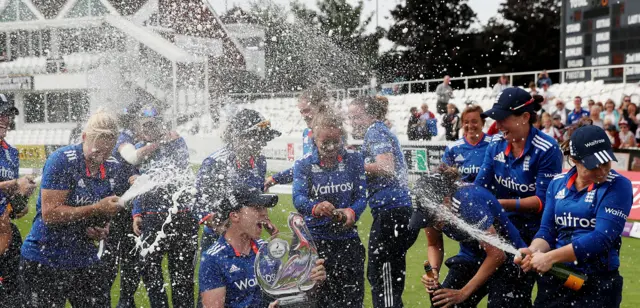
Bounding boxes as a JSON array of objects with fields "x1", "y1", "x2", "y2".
[{"x1": 404, "y1": 72, "x2": 639, "y2": 150}]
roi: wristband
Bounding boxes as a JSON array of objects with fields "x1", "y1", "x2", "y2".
[{"x1": 515, "y1": 198, "x2": 521, "y2": 212}]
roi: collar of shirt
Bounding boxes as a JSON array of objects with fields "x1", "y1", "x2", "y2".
[
  {"x1": 464, "y1": 133, "x2": 485, "y2": 147},
  {"x1": 310, "y1": 145, "x2": 344, "y2": 167},
  {"x1": 503, "y1": 127, "x2": 538, "y2": 159},
  {"x1": 221, "y1": 235, "x2": 259, "y2": 257}
]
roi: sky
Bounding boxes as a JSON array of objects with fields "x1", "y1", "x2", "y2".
[{"x1": 210, "y1": 0, "x2": 505, "y2": 51}]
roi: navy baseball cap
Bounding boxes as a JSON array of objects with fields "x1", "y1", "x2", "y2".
[
  {"x1": 482, "y1": 88, "x2": 536, "y2": 120},
  {"x1": 569, "y1": 125, "x2": 617, "y2": 170},
  {"x1": 0, "y1": 93, "x2": 19, "y2": 116},
  {"x1": 219, "y1": 184, "x2": 279, "y2": 219},
  {"x1": 228, "y1": 109, "x2": 282, "y2": 141}
]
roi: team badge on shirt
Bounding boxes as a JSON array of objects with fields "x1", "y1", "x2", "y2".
[
  {"x1": 311, "y1": 165, "x2": 322, "y2": 173},
  {"x1": 585, "y1": 190, "x2": 596, "y2": 203},
  {"x1": 523, "y1": 156, "x2": 531, "y2": 171}
]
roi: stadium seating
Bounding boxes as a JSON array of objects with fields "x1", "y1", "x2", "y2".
[
  {"x1": 5, "y1": 128, "x2": 71, "y2": 146},
  {"x1": 176, "y1": 81, "x2": 640, "y2": 143}
]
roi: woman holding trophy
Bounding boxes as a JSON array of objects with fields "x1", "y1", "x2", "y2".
[
  {"x1": 199, "y1": 184, "x2": 326, "y2": 308},
  {"x1": 292, "y1": 109, "x2": 367, "y2": 306}
]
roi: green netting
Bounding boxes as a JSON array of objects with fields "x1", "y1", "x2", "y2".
[
  {"x1": 67, "y1": 0, "x2": 90, "y2": 18},
  {"x1": 17, "y1": 1, "x2": 37, "y2": 21},
  {"x1": 89, "y1": 0, "x2": 109, "y2": 16},
  {"x1": 0, "y1": 0, "x2": 19, "y2": 22}
]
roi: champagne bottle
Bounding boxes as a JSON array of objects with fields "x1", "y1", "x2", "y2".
[
  {"x1": 546, "y1": 262, "x2": 587, "y2": 291},
  {"x1": 423, "y1": 260, "x2": 442, "y2": 304},
  {"x1": 331, "y1": 210, "x2": 346, "y2": 224}
]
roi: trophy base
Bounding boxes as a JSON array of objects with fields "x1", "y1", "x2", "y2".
[{"x1": 276, "y1": 293, "x2": 309, "y2": 306}]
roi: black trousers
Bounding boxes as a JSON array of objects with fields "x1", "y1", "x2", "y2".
[
  {"x1": 368, "y1": 207, "x2": 419, "y2": 308},
  {"x1": 437, "y1": 255, "x2": 533, "y2": 308},
  {"x1": 315, "y1": 236, "x2": 366, "y2": 307},
  {"x1": 139, "y1": 212, "x2": 198, "y2": 308},
  {"x1": 0, "y1": 223, "x2": 23, "y2": 308},
  {"x1": 102, "y1": 208, "x2": 140, "y2": 308},
  {"x1": 19, "y1": 258, "x2": 111, "y2": 308},
  {"x1": 534, "y1": 270, "x2": 622, "y2": 308}
]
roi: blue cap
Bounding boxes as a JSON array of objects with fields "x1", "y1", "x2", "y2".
[
  {"x1": 218, "y1": 184, "x2": 279, "y2": 219},
  {"x1": 482, "y1": 88, "x2": 535, "y2": 120},
  {"x1": 569, "y1": 125, "x2": 617, "y2": 170}
]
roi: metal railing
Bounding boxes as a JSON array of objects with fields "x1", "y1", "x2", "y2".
[{"x1": 347, "y1": 64, "x2": 640, "y2": 97}]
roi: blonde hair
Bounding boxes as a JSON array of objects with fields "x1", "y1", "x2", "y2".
[{"x1": 83, "y1": 108, "x2": 119, "y2": 142}]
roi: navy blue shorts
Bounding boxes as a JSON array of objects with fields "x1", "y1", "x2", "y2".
[{"x1": 534, "y1": 270, "x2": 622, "y2": 308}]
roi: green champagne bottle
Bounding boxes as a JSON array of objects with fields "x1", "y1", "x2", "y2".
[{"x1": 546, "y1": 262, "x2": 587, "y2": 291}]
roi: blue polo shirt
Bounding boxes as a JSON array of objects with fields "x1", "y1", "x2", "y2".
[
  {"x1": 194, "y1": 148, "x2": 267, "y2": 233},
  {"x1": 0, "y1": 140, "x2": 19, "y2": 217},
  {"x1": 272, "y1": 128, "x2": 314, "y2": 184},
  {"x1": 362, "y1": 121, "x2": 411, "y2": 214},
  {"x1": 568, "y1": 109, "x2": 590, "y2": 125},
  {"x1": 535, "y1": 168, "x2": 632, "y2": 274},
  {"x1": 199, "y1": 236, "x2": 270, "y2": 308},
  {"x1": 292, "y1": 147, "x2": 367, "y2": 240},
  {"x1": 21, "y1": 144, "x2": 132, "y2": 268},
  {"x1": 474, "y1": 127, "x2": 563, "y2": 243},
  {"x1": 132, "y1": 137, "x2": 190, "y2": 216},
  {"x1": 440, "y1": 184, "x2": 527, "y2": 262},
  {"x1": 441, "y1": 134, "x2": 492, "y2": 183}
]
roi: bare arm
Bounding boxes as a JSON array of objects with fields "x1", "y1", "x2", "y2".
[
  {"x1": 458, "y1": 227, "x2": 506, "y2": 295},
  {"x1": 200, "y1": 287, "x2": 226, "y2": 308},
  {"x1": 364, "y1": 153, "x2": 395, "y2": 177},
  {"x1": 425, "y1": 227, "x2": 444, "y2": 272},
  {"x1": 498, "y1": 196, "x2": 542, "y2": 213},
  {"x1": 41, "y1": 189, "x2": 119, "y2": 225}
]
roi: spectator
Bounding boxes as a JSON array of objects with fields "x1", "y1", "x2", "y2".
[
  {"x1": 568, "y1": 96, "x2": 590, "y2": 125},
  {"x1": 541, "y1": 113, "x2": 562, "y2": 142},
  {"x1": 552, "y1": 114, "x2": 565, "y2": 131},
  {"x1": 620, "y1": 95, "x2": 632, "y2": 115},
  {"x1": 623, "y1": 102, "x2": 639, "y2": 133},
  {"x1": 419, "y1": 103, "x2": 436, "y2": 140},
  {"x1": 587, "y1": 99, "x2": 596, "y2": 110},
  {"x1": 590, "y1": 106, "x2": 604, "y2": 128},
  {"x1": 536, "y1": 69, "x2": 552, "y2": 88},
  {"x1": 486, "y1": 121, "x2": 499, "y2": 136},
  {"x1": 596, "y1": 101, "x2": 604, "y2": 109},
  {"x1": 393, "y1": 71, "x2": 406, "y2": 95},
  {"x1": 528, "y1": 81, "x2": 538, "y2": 95},
  {"x1": 600, "y1": 99, "x2": 621, "y2": 130},
  {"x1": 551, "y1": 99, "x2": 569, "y2": 126},
  {"x1": 493, "y1": 75, "x2": 509, "y2": 94},
  {"x1": 540, "y1": 82, "x2": 555, "y2": 109},
  {"x1": 436, "y1": 75, "x2": 453, "y2": 114},
  {"x1": 605, "y1": 124, "x2": 621, "y2": 149},
  {"x1": 442, "y1": 103, "x2": 460, "y2": 141},
  {"x1": 407, "y1": 107, "x2": 421, "y2": 140},
  {"x1": 619, "y1": 120, "x2": 636, "y2": 148}
]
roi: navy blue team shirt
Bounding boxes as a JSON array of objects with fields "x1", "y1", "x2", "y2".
[
  {"x1": 0, "y1": 140, "x2": 19, "y2": 217},
  {"x1": 439, "y1": 184, "x2": 527, "y2": 261},
  {"x1": 362, "y1": 121, "x2": 411, "y2": 214},
  {"x1": 568, "y1": 109, "x2": 590, "y2": 125},
  {"x1": 132, "y1": 137, "x2": 190, "y2": 216},
  {"x1": 442, "y1": 134, "x2": 492, "y2": 183},
  {"x1": 535, "y1": 167, "x2": 632, "y2": 274},
  {"x1": 21, "y1": 144, "x2": 132, "y2": 268},
  {"x1": 271, "y1": 128, "x2": 314, "y2": 184},
  {"x1": 474, "y1": 127, "x2": 563, "y2": 243},
  {"x1": 292, "y1": 147, "x2": 367, "y2": 240},
  {"x1": 194, "y1": 148, "x2": 267, "y2": 234},
  {"x1": 199, "y1": 236, "x2": 269, "y2": 308}
]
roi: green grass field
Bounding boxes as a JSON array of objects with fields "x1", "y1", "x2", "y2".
[{"x1": 12, "y1": 188, "x2": 640, "y2": 307}]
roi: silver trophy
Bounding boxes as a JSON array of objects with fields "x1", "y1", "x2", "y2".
[{"x1": 254, "y1": 212, "x2": 319, "y2": 306}]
